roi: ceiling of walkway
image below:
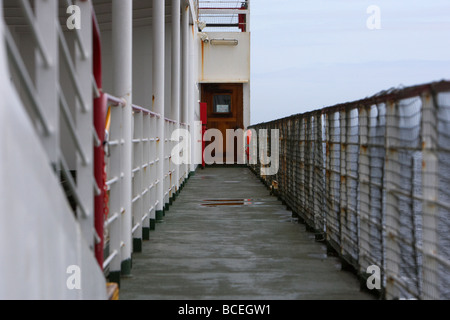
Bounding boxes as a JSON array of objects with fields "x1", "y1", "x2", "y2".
[{"x1": 2, "y1": 1, "x2": 194, "y2": 31}]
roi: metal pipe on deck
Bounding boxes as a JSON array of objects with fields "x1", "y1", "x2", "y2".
[{"x1": 112, "y1": 0, "x2": 133, "y2": 276}]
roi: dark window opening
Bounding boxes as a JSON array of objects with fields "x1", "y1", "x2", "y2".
[{"x1": 213, "y1": 95, "x2": 231, "y2": 114}]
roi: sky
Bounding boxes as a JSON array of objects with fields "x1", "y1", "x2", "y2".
[{"x1": 249, "y1": 0, "x2": 450, "y2": 125}]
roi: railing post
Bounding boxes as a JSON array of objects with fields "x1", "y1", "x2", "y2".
[
  {"x1": 293, "y1": 116, "x2": 300, "y2": 218},
  {"x1": 150, "y1": 115, "x2": 158, "y2": 230},
  {"x1": 107, "y1": 102, "x2": 124, "y2": 284},
  {"x1": 181, "y1": 4, "x2": 190, "y2": 183},
  {"x1": 305, "y1": 116, "x2": 313, "y2": 227},
  {"x1": 74, "y1": 0, "x2": 94, "y2": 248},
  {"x1": 142, "y1": 114, "x2": 151, "y2": 239},
  {"x1": 290, "y1": 118, "x2": 295, "y2": 212},
  {"x1": 326, "y1": 112, "x2": 340, "y2": 253},
  {"x1": 299, "y1": 117, "x2": 305, "y2": 221},
  {"x1": 153, "y1": 0, "x2": 165, "y2": 220},
  {"x1": 35, "y1": 0, "x2": 58, "y2": 167},
  {"x1": 358, "y1": 106, "x2": 371, "y2": 284},
  {"x1": 164, "y1": 121, "x2": 170, "y2": 210},
  {"x1": 421, "y1": 91, "x2": 440, "y2": 300},
  {"x1": 314, "y1": 113, "x2": 324, "y2": 236},
  {"x1": 384, "y1": 100, "x2": 401, "y2": 299},
  {"x1": 172, "y1": 0, "x2": 181, "y2": 196},
  {"x1": 112, "y1": 0, "x2": 133, "y2": 276},
  {"x1": 324, "y1": 113, "x2": 331, "y2": 236},
  {"x1": 132, "y1": 111, "x2": 144, "y2": 253},
  {"x1": 339, "y1": 110, "x2": 347, "y2": 258}
]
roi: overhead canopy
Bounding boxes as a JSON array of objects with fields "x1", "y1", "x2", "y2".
[{"x1": 3, "y1": 0, "x2": 198, "y2": 32}]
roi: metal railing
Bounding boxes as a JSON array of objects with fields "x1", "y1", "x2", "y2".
[
  {"x1": 102, "y1": 95, "x2": 186, "y2": 276},
  {"x1": 198, "y1": 0, "x2": 249, "y2": 32},
  {"x1": 4, "y1": 0, "x2": 97, "y2": 245},
  {"x1": 131, "y1": 104, "x2": 160, "y2": 249},
  {"x1": 179, "y1": 122, "x2": 190, "y2": 188},
  {"x1": 249, "y1": 81, "x2": 450, "y2": 300},
  {"x1": 164, "y1": 118, "x2": 177, "y2": 207},
  {"x1": 3, "y1": 0, "x2": 192, "y2": 285},
  {"x1": 103, "y1": 95, "x2": 125, "y2": 275}
]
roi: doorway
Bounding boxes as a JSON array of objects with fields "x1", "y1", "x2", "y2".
[{"x1": 201, "y1": 83, "x2": 244, "y2": 164}]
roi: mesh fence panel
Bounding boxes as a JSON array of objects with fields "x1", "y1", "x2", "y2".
[
  {"x1": 437, "y1": 92, "x2": 450, "y2": 299},
  {"x1": 249, "y1": 81, "x2": 450, "y2": 299}
]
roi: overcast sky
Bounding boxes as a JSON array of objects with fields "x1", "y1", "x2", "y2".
[{"x1": 249, "y1": 0, "x2": 450, "y2": 125}]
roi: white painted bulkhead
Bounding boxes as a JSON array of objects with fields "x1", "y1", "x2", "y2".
[
  {"x1": 198, "y1": 31, "x2": 251, "y2": 128},
  {"x1": 0, "y1": 1, "x2": 106, "y2": 299}
]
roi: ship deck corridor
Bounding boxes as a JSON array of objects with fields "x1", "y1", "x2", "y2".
[{"x1": 119, "y1": 167, "x2": 373, "y2": 300}]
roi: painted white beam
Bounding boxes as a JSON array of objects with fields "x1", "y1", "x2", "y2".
[
  {"x1": 172, "y1": 0, "x2": 181, "y2": 192},
  {"x1": 181, "y1": 3, "x2": 190, "y2": 180},
  {"x1": 153, "y1": 0, "x2": 165, "y2": 217},
  {"x1": 112, "y1": 0, "x2": 133, "y2": 275}
]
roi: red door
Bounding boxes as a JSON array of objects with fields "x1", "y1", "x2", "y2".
[{"x1": 200, "y1": 102, "x2": 208, "y2": 168}]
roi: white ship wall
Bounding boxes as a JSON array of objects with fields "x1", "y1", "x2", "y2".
[
  {"x1": 0, "y1": 5, "x2": 106, "y2": 299},
  {"x1": 198, "y1": 31, "x2": 251, "y2": 128}
]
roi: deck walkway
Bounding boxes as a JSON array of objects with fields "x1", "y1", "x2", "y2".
[{"x1": 119, "y1": 167, "x2": 373, "y2": 300}]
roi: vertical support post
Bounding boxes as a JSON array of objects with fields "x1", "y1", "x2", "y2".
[
  {"x1": 314, "y1": 113, "x2": 324, "y2": 234},
  {"x1": 112, "y1": 0, "x2": 133, "y2": 275},
  {"x1": 74, "y1": 0, "x2": 93, "y2": 249},
  {"x1": 292, "y1": 117, "x2": 298, "y2": 216},
  {"x1": 384, "y1": 100, "x2": 401, "y2": 299},
  {"x1": 324, "y1": 113, "x2": 330, "y2": 236},
  {"x1": 132, "y1": 111, "x2": 144, "y2": 253},
  {"x1": 189, "y1": 16, "x2": 197, "y2": 174},
  {"x1": 421, "y1": 91, "x2": 440, "y2": 300},
  {"x1": 286, "y1": 119, "x2": 290, "y2": 201},
  {"x1": 306, "y1": 117, "x2": 313, "y2": 227},
  {"x1": 149, "y1": 115, "x2": 157, "y2": 230},
  {"x1": 326, "y1": 112, "x2": 338, "y2": 252},
  {"x1": 310, "y1": 116, "x2": 316, "y2": 228},
  {"x1": 346, "y1": 109, "x2": 356, "y2": 266},
  {"x1": 299, "y1": 117, "x2": 305, "y2": 219},
  {"x1": 172, "y1": 0, "x2": 181, "y2": 196},
  {"x1": 181, "y1": 4, "x2": 190, "y2": 181},
  {"x1": 164, "y1": 121, "x2": 170, "y2": 210},
  {"x1": 142, "y1": 114, "x2": 151, "y2": 240},
  {"x1": 358, "y1": 107, "x2": 371, "y2": 280},
  {"x1": 35, "y1": 0, "x2": 58, "y2": 167},
  {"x1": 289, "y1": 118, "x2": 294, "y2": 210},
  {"x1": 339, "y1": 110, "x2": 348, "y2": 257},
  {"x1": 153, "y1": 0, "x2": 165, "y2": 220},
  {"x1": 108, "y1": 105, "x2": 123, "y2": 285}
]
